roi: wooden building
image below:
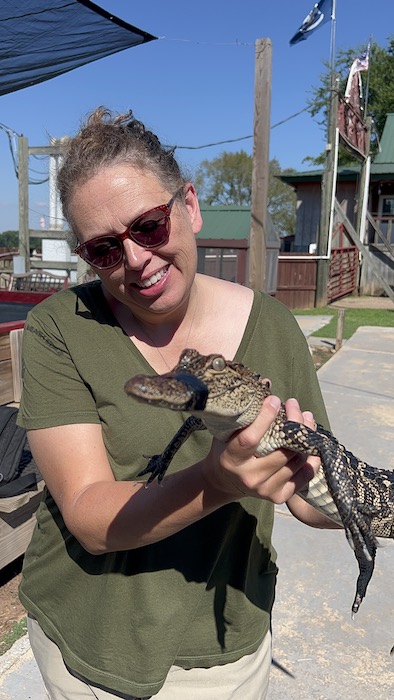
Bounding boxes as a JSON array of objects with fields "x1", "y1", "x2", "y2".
[
  {"x1": 197, "y1": 205, "x2": 280, "y2": 294},
  {"x1": 281, "y1": 113, "x2": 394, "y2": 252},
  {"x1": 280, "y1": 113, "x2": 394, "y2": 300}
]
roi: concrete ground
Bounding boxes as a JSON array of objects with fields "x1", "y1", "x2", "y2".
[
  {"x1": 268, "y1": 324, "x2": 394, "y2": 699},
  {"x1": 0, "y1": 313, "x2": 393, "y2": 699}
]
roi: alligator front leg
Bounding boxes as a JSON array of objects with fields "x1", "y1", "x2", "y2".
[
  {"x1": 352, "y1": 541, "x2": 376, "y2": 616},
  {"x1": 138, "y1": 416, "x2": 206, "y2": 485}
]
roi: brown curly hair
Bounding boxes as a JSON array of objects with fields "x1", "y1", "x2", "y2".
[{"x1": 57, "y1": 106, "x2": 187, "y2": 225}]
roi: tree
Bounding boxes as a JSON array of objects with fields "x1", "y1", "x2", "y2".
[
  {"x1": 268, "y1": 159, "x2": 297, "y2": 238},
  {"x1": 195, "y1": 151, "x2": 252, "y2": 206},
  {"x1": 195, "y1": 151, "x2": 297, "y2": 237},
  {"x1": 0, "y1": 230, "x2": 19, "y2": 249},
  {"x1": 0, "y1": 230, "x2": 42, "y2": 252},
  {"x1": 307, "y1": 37, "x2": 394, "y2": 165}
]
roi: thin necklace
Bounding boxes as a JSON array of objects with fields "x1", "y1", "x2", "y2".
[{"x1": 134, "y1": 287, "x2": 199, "y2": 372}]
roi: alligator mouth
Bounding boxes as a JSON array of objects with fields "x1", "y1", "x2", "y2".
[{"x1": 125, "y1": 372, "x2": 209, "y2": 411}]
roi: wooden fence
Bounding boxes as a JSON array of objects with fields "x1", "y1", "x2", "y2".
[{"x1": 275, "y1": 254, "x2": 317, "y2": 309}]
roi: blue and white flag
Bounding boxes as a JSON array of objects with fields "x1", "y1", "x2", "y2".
[{"x1": 290, "y1": 0, "x2": 333, "y2": 46}]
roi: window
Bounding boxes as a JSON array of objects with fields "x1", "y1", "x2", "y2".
[
  {"x1": 377, "y1": 196, "x2": 394, "y2": 243},
  {"x1": 197, "y1": 248, "x2": 238, "y2": 282},
  {"x1": 380, "y1": 196, "x2": 394, "y2": 216}
]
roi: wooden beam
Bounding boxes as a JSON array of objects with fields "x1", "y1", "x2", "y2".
[
  {"x1": 29, "y1": 229, "x2": 70, "y2": 239},
  {"x1": 249, "y1": 38, "x2": 271, "y2": 291},
  {"x1": 334, "y1": 200, "x2": 394, "y2": 303},
  {"x1": 28, "y1": 144, "x2": 66, "y2": 156},
  {"x1": 18, "y1": 136, "x2": 30, "y2": 271},
  {"x1": 366, "y1": 212, "x2": 394, "y2": 259}
]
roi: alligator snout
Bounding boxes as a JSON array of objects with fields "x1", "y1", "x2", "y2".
[{"x1": 125, "y1": 372, "x2": 208, "y2": 411}]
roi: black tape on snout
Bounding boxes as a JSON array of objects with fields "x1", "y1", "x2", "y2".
[{"x1": 174, "y1": 374, "x2": 208, "y2": 410}]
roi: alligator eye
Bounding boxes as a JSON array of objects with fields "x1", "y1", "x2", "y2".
[{"x1": 211, "y1": 356, "x2": 226, "y2": 371}]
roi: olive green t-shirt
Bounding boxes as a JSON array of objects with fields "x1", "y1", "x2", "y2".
[{"x1": 18, "y1": 280, "x2": 328, "y2": 698}]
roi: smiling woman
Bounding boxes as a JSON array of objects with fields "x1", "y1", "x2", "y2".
[{"x1": 16, "y1": 105, "x2": 335, "y2": 700}]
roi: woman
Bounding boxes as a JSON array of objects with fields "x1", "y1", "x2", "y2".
[{"x1": 18, "y1": 107, "x2": 338, "y2": 700}]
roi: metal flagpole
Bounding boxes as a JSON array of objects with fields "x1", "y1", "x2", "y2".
[
  {"x1": 329, "y1": 0, "x2": 336, "y2": 74},
  {"x1": 326, "y1": 0, "x2": 339, "y2": 259},
  {"x1": 316, "y1": 0, "x2": 338, "y2": 306}
]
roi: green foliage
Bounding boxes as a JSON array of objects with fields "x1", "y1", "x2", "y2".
[
  {"x1": 268, "y1": 159, "x2": 297, "y2": 238},
  {"x1": 292, "y1": 307, "x2": 394, "y2": 339},
  {"x1": 303, "y1": 143, "x2": 359, "y2": 168},
  {"x1": 366, "y1": 39, "x2": 394, "y2": 138},
  {"x1": 0, "y1": 230, "x2": 19, "y2": 248},
  {"x1": 307, "y1": 37, "x2": 394, "y2": 165},
  {"x1": 0, "y1": 230, "x2": 41, "y2": 252},
  {"x1": 195, "y1": 151, "x2": 297, "y2": 237},
  {"x1": 0, "y1": 617, "x2": 27, "y2": 656},
  {"x1": 195, "y1": 150, "x2": 252, "y2": 206}
]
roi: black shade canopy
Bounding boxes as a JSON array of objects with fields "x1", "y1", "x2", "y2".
[{"x1": 0, "y1": 0, "x2": 157, "y2": 95}]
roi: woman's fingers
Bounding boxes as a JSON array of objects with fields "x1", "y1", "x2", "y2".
[
  {"x1": 223, "y1": 393, "x2": 282, "y2": 462},
  {"x1": 204, "y1": 389, "x2": 322, "y2": 504}
]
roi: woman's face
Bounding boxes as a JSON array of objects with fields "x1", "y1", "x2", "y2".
[{"x1": 68, "y1": 165, "x2": 202, "y2": 322}]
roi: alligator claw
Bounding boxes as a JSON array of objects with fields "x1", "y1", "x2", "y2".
[
  {"x1": 136, "y1": 415, "x2": 206, "y2": 486},
  {"x1": 138, "y1": 454, "x2": 169, "y2": 485}
]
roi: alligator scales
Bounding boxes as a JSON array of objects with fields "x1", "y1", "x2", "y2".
[{"x1": 125, "y1": 349, "x2": 394, "y2": 616}]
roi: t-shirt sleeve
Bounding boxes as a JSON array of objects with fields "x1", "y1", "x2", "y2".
[
  {"x1": 278, "y1": 305, "x2": 330, "y2": 430},
  {"x1": 292, "y1": 340, "x2": 330, "y2": 430},
  {"x1": 245, "y1": 293, "x2": 330, "y2": 432},
  {"x1": 17, "y1": 308, "x2": 100, "y2": 430}
]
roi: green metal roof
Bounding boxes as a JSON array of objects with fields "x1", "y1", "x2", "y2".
[
  {"x1": 281, "y1": 162, "x2": 394, "y2": 185},
  {"x1": 198, "y1": 205, "x2": 250, "y2": 241},
  {"x1": 280, "y1": 167, "x2": 359, "y2": 183},
  {"x1": 373, "y1": 113, "x2": 394, "y2": 164}
]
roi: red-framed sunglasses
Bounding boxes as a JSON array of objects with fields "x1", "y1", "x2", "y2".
[{"x1": 74, "y1": 186, "x2": 184, "y2": 270}]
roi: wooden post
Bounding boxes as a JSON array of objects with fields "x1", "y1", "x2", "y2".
[
  {"x1": 335, "y1": 308, "x2": 345, "y2": 350},
  {"x1": 355, "y1": 116, "x2": 372, "y2": 294},
  {"x1": 249, "y1": 38, "x2": 272, "y2": 291},
  {"x1": 355, "y1": 117, "x2": 372, "y2": 241},
  {"x1": 18, "y1": 136, "x2": 30, "y2": 272}
]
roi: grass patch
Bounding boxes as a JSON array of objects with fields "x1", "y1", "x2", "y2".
[
  {"x1": 0, "y1": 617, "x2": 27, "y2": 656},
  {"x1": 292, "y1": 307, "x2": 393, "y2": 339}
]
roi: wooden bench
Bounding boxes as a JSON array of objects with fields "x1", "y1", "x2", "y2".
[
  {"x1": 9, "y1": 270, "x2": 69, "y2": 293},
  {"x1": 0, "y1": 323, "x2": 44, "y2": 570},
  {"x1": 0, "y1": 289, "x2": 54, "y2": 405},
  {"x1": 0, "y1": 325, "x2": 24, "y2": 405},
  {"x1": 0, "y1": 482, "x2": 45, "y2": 570}
]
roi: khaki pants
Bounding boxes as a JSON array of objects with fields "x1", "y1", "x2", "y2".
[{"x1": 28, "y1": 616, "x2": 271, "y2": 700}]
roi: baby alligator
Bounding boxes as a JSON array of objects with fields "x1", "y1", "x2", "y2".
[{"x1": 125, "y1": 348, "x2": 394, "y2": 616}]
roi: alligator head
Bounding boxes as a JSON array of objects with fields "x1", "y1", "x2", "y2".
[{"x1": 125, "y1": 349, "x2": 270, "y2": 430}]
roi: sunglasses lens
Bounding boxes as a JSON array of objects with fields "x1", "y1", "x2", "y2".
[
  {"x1": 130, "y1": 211, "x2": 170, "y2": 248},
  {"x1": 81, "y1": 238, "x2": 123, "y2": 269},
  {"x1": 76, "y1": 195, "x2": 177, "y2": 269}
]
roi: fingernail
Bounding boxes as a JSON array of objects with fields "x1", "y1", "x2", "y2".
[{"x1": 267, "y1": 396, "x2": 281, "y2": 410}]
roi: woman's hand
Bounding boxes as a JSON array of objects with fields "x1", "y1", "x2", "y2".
[{"x1": 201, "y1": 392, "x2": 321, "y2": 505}]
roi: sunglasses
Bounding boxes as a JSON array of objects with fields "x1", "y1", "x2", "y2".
[{"x1": 74, "y1": 187, "x2": 183, "y2": 270}]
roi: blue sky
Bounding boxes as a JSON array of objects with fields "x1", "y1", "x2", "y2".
[{"x1": 0, "y1": 0, "x2": 392, "y2": 232}]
